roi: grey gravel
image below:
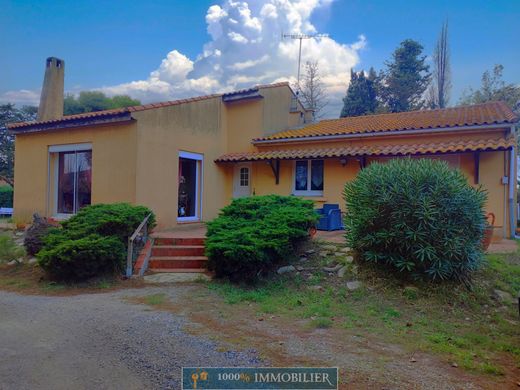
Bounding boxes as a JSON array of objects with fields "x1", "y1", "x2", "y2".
[{"x1": 0, "y1": 287, "x2": 263, "y2": 390}]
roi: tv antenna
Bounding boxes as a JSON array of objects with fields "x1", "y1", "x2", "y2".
[{"x1": 282, "y1": 32, "x2": 329, "y2": 90}]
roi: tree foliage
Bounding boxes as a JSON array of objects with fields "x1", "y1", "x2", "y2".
[
  {"x1": 64, "y1": 91, "x2": 141, "y2": 115},
  {"x1": 427, "y1": 20, "x2": 451, "y2": 108},
  {"x1": 378, "y1": 39, "x2": 431, "y2": 112},
  {"x1": 0, "y1": 104, "x2": 37, "y2": 186},
  {"x1": 459, "y1": 64, "x2": 520, "y2": 113},
  {"x1": 299, "y1": 61, "x2": 329, "y2": 119},
  {"x1": 340, "y1": 68, "x2": 379, "y2": 117}
]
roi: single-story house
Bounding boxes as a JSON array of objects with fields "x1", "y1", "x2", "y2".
[{"x1": 9, "y1": 57, "x2": 519, "y2": 239}]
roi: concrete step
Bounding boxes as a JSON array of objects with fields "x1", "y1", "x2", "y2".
[
  {"x1": 149, "y1": 256, "x2": 208, "y2": 270},
  {"x1": 154, "y1": 237, "x2": 205, "y2": 246},
  {"x1": 151, "y1": 245, "x2": 205, "y2": 257},
  {"x1": 147, "y1": 268, "x2": 209, "y2": 274}
]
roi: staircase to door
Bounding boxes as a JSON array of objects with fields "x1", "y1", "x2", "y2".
[{"x1": 148, "y1": 236, "x2": 208, "y2": 273}]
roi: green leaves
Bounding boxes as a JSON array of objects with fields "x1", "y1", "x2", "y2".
[
  {"x1": 344, "y1": 158, "x2": 487, "y2": 282},
  {"x1": 206, "y1": 195, "x2": 318, "y2": 284}
]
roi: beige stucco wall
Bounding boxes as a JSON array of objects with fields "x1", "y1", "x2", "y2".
[
  {"x1": 13, "y1": 122, "x2": 137, "y2": 223},
  {"x1": 132, "y1": 97, "x2": 227, "y2": 229}
]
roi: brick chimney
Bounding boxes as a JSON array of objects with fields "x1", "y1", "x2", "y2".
[{"x1": 37, "y1": 57, "x2": 65, "y2": 121}]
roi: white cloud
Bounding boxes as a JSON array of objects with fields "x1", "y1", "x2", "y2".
[
  {"x1": 0, "y1": 89, "x2": 40, "y2": 106},
  {"x1": 1, "y1": 0, "x2": 366, "y2": 117}
]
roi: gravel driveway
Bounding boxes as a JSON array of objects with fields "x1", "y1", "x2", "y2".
[{"x1": 0, "y1": 287, "x2": 261, "y2": 390}]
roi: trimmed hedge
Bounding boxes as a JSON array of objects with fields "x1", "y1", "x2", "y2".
[
  {"x1": 0, "y1": 185, "x2": 13, "y2": 208},
  {"x1": 206, "y1": 195, "x2": 318, "y2": 283},
  {"x1": 343, "y1": 158, "x2": 487, "y2": 281},
  {"x1": 37, "y1": 203, "x2": 155, "y2": 281}
]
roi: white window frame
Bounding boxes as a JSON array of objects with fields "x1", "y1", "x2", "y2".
[
  {"x1": 292, "y1": 159, "x2": 324, "y2": 196},
  {"x1": 48, "y1": 143, "x2": 92, "y2": 218},
  {"x1": 177, "y1": 150, "x2": 204, "y2": 223}
]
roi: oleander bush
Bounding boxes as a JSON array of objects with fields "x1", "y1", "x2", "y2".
[
  {"x1": 206, "y1": 195, "x2": 318, "y2": 283},
  {"x1": 343, "y1": 158, "x2": 487, "y2": 282},
  {"x1": 37, "y1": 203, "x2": 155, "y2": 281}
]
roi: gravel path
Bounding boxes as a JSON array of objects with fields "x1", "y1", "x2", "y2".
[{"x1": 0, "y1": 287, "x2": 261, "y2": 390}]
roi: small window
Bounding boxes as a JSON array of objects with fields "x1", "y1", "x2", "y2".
[
  {"x1": 239, "y1": 167, "x2": 249, "y2": 186},
  {"x1": 293, "y1": 160, "x2": 324, "y2": 196}
]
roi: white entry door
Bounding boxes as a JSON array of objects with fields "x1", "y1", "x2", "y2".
[{"x1": 233, "y1": 163, "x2": 251, "y2": 198}]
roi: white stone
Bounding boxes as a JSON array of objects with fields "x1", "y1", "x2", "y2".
[
  {"x1": 277, "y1": 265, "x2": 296, "y2": 274},
  {"x1": 305, "y1": 249, "x2": 316, "y2": 255},
  {"x1": 28, "y1": 257, "x2": 38, "y2": 265},
  {"x1": 323, "y1": 264, "x2": 342, "y2": 272},
  {"x1": 492, "y1": 289, "x2": 515, "y2": 304},
  {"x1": 346, "y1": 280, "x2": 362, "y2": 290},
  {"x1": 321, "y1": 244, "x2": 337, "y2": 251},
  {"x1": 337, "y1": 265, "x2": 349, "y2": 278},
  {"x1": 345, "y1": 256, "x2": 354, "y2": 263}
]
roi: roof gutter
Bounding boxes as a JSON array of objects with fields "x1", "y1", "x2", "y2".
[{"x1": 252, "y1": 123, "x2": 512, "y2": 145}]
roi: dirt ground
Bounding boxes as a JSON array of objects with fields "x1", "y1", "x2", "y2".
[{"x1": 1, "y1": 282, "x2": 512, "y2": 389}]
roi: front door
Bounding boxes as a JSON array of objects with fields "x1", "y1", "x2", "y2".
[
  {"x1": 233, "y1": 163, "x2": 251, "y2": 198},
  {"x1": 178, "y1": 151, "x2": 203, "y2": 222}
]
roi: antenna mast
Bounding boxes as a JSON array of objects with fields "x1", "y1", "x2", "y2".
[{"x1": 282, "y1": 32, "x2": 329, "y2": 90}]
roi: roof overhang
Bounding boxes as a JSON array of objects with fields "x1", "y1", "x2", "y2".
[
  {"x1": 8, "y1": 111, "x2": 134, "y2": 134},
  {"x1": 252, "y1": 123, "x2": 513, "y2": 145},
  {"x1": 216, "y1": 136, "x2": 516, "y2": 163}
]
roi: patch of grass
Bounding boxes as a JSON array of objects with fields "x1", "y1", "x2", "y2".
[
  {"x1": 0, "y1": 234, "x2": 24, "y2": 264},
  {"x1": 143, "y1": 293, "x2": 166, "y2": 306},
  {"x1": 309, "y1": 317, "x2": 333, "y2": 329},
  {"x1": 208, "y1": 244, "x2": 520, "y2": 377},
  {"x1": 96, "y1": 280, "x2": 113, "y2": 289}
]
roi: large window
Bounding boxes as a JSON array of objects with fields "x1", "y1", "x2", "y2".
[
  {"x1": 293, "y1": 159, "x2": 324, "y2": 196},
  {"x1": 51, "y1": 145, "x2": 92, "y2": 215}
]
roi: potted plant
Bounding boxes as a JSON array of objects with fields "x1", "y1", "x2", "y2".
[{"x1": 481, "y1": 212, "x2": 495, "y2": 251}]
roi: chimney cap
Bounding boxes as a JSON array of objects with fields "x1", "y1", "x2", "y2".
[{"x1": 46, "y1": 57, "x2": 65, "y2": 68}]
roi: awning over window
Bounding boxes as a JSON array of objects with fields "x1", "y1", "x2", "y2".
[{"x1": 215, "y1": 136, "x2": 516, "y2": 162}]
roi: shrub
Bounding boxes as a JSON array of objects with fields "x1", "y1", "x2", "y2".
[
  {"x1": 37, "y1": 235, "x2": 125, "y2": 281},
  {"x1": 206, "y1": 195, "x2": 318, "y2": 283},
  {"x1": 59, "y1": 203, "x2": 156, "y2": 242},
  {"x1": 24, "y1": 213, "x2": 54, "y2": 256},
  {"x1": 0, "y1": 235, "x2": 25, "y2": 263},
  {"x1": 343, "y1": 158, "x2": 487, "y2": 281},
  {"x1": 37, "y1": 203, "x2": 155, "y2": 281},
  {"x1": 0, "y1": 185, "x2": 13, "y2": 208}
]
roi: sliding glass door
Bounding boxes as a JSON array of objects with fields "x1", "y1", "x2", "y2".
[{"x1": 55, "y1": 149, "x2": 92, "y2": 215}]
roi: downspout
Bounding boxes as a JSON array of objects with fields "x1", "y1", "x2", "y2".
[{"x1": 508, "y1": 125, "x2": 516, "y2": 238}]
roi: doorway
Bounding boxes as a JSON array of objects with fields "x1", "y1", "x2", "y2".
[
  {"x1": 233, "y1": 163, "x2": 251, "y2": 198},
  {"x1": 178, "y1": 151, "x2": 203, "y2": 222}
]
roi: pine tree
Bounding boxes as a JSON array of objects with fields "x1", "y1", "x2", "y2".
[
  {"x1": 340, "y1": 68, "x2": 378, "y2": 117},
  {"x1": 379, "y1": 39, "x2": 431, "y2": 112}
]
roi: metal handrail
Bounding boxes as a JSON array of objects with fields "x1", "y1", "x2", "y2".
[{"x1": 126, "y1": 213, "x2": 152, "y2": 277}]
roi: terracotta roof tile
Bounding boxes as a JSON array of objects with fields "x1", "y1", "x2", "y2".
[
  {"x1": 8, "y1": 82, "x2": 292, "y2": 130},
  {"x1": 256, "y1": 101, "x2": 518, "y2": 141},
  {"x1": 216, "y1": 136, "x2": 516, "y2": 162}
]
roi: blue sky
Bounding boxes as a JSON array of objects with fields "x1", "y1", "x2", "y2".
[{"x1": 1, "y1": 0, "x2": 518, "y2": 116}]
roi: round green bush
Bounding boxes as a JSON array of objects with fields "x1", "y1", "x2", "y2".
[
  {"x1": 206, "y1": 195, "x2": 318, "y2": 283},
  {"x1": 37, "y1": 203, "x2": 155, "y2": 281},
  {"x1": 37, "y1": 234, "x2": 125, "y2": 281},
  {"x1": 343, "y1": 158, "x2": 487, "y2": 281}
]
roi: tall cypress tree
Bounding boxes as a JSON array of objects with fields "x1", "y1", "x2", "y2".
[{"x1": 340, "y1": 67, "x2": 378, "y2": 117}]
